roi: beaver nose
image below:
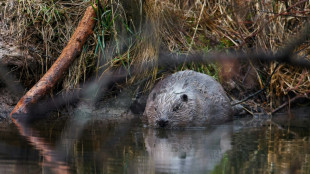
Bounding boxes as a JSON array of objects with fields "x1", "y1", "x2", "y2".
[{"x1": 157, "y1": 119, "x2": 169, "y2": 128}]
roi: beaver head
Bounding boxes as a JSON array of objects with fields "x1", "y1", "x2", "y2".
[{"x1": 143, "y1": 80, "x2": 203, "y2": 128}]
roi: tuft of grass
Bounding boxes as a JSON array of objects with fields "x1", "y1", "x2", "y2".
[
  {"x1": 13, "y1": 0, "x2": 92, "y2": 88},
  {"x1": 177, "y1": 63, "x2": 220, "y2": 81}
]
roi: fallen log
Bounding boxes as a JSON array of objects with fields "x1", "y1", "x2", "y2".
[{"x1": 9, "y1": 5, "x2": 96, "y2": 121}]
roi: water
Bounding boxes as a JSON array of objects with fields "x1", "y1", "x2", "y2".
[{"x1": 0, "y1": 114, "x2": 309, "y2": 174}]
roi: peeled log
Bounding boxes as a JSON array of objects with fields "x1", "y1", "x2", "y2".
[{"x1": 10, "y1": 6, "x2": 96, "y2": 119}]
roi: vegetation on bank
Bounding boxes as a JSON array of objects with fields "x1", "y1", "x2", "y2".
[{"x1": 2, "y1": 0, "x2": 310, "y2": 110}]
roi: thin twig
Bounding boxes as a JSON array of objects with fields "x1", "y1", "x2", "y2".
[
  {"x1": 231, "y1": 63, "x2": 280, "y2": 106},
  {"x1": 188, "y1": 0, "x2": 206, "y2": 52},
  {"x1": 271, "y1": 93, "x2": 310, "y2": 114}
]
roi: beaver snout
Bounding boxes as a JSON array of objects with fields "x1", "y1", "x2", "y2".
[{"x1": 157, "y1": 119, "x2": 169, "y2": 128}]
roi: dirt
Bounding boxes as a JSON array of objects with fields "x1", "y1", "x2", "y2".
[
  {"x1": 0, "y1": 81, "x2": 140, "y2": 125},
  {"x1": 0, "y1": 86, "x2": 19, "y2": 122},
  {"x1": 70, "y1": 86, "x2": 139, "y2": 122}
]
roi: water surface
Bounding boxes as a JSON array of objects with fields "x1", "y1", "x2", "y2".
[{"x1": 0, "y1": 113, "x2": 309, "y2": 174}]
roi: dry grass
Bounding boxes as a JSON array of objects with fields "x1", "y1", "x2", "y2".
[
  {"x1": 146, "y1": 0, "x2": 310, "y2": 108},
  {"x1": 6, "y1": 0, "x2": 310, "y2": 108},
  {"x1": 8, "y1": 0, "x2": 95, "y2": 89}
]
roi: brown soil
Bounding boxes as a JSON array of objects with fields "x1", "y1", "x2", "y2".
[{"x1": 0, "y1": 87, "x2": 19, "y2": 121}]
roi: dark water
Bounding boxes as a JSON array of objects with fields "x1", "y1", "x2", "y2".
[{"x1": 0, "y1": 114, "x2": 309, "y2": 174}]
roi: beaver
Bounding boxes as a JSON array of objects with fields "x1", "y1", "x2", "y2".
[{"x1": 142, "y1": 70, "x2": 232, "y2": 128}]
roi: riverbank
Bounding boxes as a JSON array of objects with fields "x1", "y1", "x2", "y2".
[{"x1": 0, "y1": 0, "x2": 309, "y2": 122}]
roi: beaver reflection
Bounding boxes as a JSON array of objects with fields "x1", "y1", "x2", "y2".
[{"x1": 128, "y1": 124, "x2": 233, "y2": 173}]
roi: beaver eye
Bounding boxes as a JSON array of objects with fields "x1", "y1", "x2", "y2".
[{"x1": 181, "y1": 94, "x2": 188, "y2": 102}]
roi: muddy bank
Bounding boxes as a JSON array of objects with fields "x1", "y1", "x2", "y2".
[
  {"x1": 0, "y1": 82, "x2": 141, "y2": 125},
  {"x1": 0, "y1": 0, "x2": 309, "y2": 130},
  {"x1": 0, "y1": 80, "x2": 309, "y2": 131},
  {"x1": 69, "y1": 86, "x2": 140, "y2": 122},
  {"x1": 0, "y1": 86, "x2": 18, "y2": 123}
]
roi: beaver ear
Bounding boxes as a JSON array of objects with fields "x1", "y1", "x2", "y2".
[
  {"x1": 152, "y1": 93, "x2": 156, "y2": 101},
  {"x1": 181, "y1": 94, "x2": 188, "y2": 102}
]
